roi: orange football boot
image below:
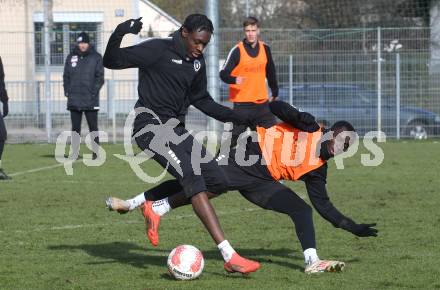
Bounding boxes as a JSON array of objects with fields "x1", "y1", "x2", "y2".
[
  {"x1": 140, "y1": 201, "x2": 161, "y2": 247},
  {"x1": 224, "y1": 253, "x2": 261, "y2": 274}
]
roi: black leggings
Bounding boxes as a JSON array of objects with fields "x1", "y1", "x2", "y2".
[
  {"x1": 226, "y1": 162, "x2": 316, "y2": 251},
  {"x1": 239, "y1": 184, "x2": 316, "y2": 250},
  {"x1": 70, "y1": 109, "x2": 99, "y2": 146},
  {"x1": 70, "y1": 110, "x2": 99, "y2": 136},
  {"x1": 144, "y1": 161, "x2": 316, "y2": 251}
]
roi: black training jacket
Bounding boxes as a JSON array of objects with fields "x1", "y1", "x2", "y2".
[
  {"x1": 63, "y1": 46, "x2": 104, "y2": 111},
  {"x1": 103, "y1": 30, "x2": 244, "y2": 125},
  {"x1": 0, "y1": 56, "x2": 8, "y2": 103}
]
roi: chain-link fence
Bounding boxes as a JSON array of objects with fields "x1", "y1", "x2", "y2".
[
  {"x1": 2, "y1": 27, "x2": 440, "y2": 142},
  {"x1": 219, "y1": 27, "x2": 440, "y2": 139}
]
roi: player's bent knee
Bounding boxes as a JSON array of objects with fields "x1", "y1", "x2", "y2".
[{"x1": 290, "y1": 203, "x2": 312, "y2": 219}]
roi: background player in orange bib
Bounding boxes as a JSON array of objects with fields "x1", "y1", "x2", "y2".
[{"x1": 219, "y1": 16, "x2": 279, "y2": 147}]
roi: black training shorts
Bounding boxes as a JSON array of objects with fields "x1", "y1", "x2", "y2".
[{"x1": 133, "y1": 114, "x2": 228, "y2": 198}]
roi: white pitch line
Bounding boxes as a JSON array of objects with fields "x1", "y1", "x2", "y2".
[{"x1": 8, "y1": 160, "x2": 82, "y2": 177}]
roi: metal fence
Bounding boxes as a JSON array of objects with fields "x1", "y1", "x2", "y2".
[
  {"x1": 4, "y1": 79, "x2": 210, "y2": 143},
  {"x1": 219, "y1": 27, "x2": 440, "y2": 139},
  {"x1": 2, "y1": 27, "x2": 440, "y2": 143}
]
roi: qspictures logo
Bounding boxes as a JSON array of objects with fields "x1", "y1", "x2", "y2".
[{"x1": 54, "y1": 107, "x2": 386, "y2": 182}]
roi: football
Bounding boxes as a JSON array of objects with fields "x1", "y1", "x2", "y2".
[{"x1": 167, "y1": 245, "x2": 204, "y2": 280}]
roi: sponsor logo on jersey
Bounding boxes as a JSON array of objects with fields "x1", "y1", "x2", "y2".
[
  {"x1": 171, "y1": 59, "x2": 183, "y2": 64},
  {"x1": 168, "y1": 150, "x2": 181, "y2": 164}
]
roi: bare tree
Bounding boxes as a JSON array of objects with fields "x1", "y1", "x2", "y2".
[{"x1": 150, "y1": 0, "x2": 205, "y2": 23}]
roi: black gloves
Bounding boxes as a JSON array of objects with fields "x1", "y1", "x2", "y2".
[
  {"x1": 298, "y1": 112, "x2": 316, "y2": 124},
  {"x1": 350, "y1": 223, "x2": 378, "y2": 237},
  {"x1": 296, "y1": 112, "x2": 320, "y2": 133},
  {"x1": 2, "y1": 101, "x2": 8, "y2": 117},
  {"x1": 115, "y1": 17, "x2": 143, "y2": 36},
  {"x1": 340, "y1": 219, "x2": 378, "y2": 237}
]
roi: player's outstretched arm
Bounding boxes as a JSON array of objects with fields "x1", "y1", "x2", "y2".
[
  {"x1": 303, "y1": 167, "x2": 378, "y2": 238},
  {"x1": 190, "y1": 65, "x2": 248, "y2": 126},
  {"x1": 192, "y1": 92, "x2": 249, "y2": 125},
  {"x1": 269, "y1": 100, "x2": 320, "y2": 132},
  {"x1": 103, "y1": 18, "x2": 161, "y2": 70}
]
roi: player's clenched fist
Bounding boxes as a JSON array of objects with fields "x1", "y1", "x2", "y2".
[{"x1": 115, "y1": 17, "x2": 143, "y2": 36}]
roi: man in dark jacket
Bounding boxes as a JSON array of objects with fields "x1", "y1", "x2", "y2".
[
  {"x1": 0, "y1": 56, "x2": 10, "y2": 180},
  {"x1": 63, "y1": 32, "x2": 104, "y2": 158}
]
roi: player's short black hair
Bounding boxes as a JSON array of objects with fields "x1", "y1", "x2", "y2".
[
  {"x1": 181, "y1": 14, "x2": 214, "y2": 34},
  {"x1": 243, "y1": 16, "x2": 259, "y2": 28},
  {"x1": 331, "y1": 120, "x2": 355, "y2": 132},
  {"x1": 331, "y1": 121, "x2": 356, "y2": 151}
]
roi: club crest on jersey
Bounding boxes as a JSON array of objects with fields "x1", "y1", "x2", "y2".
[{"x1": 193, "y1": 59, "x2": 201, "y2": 72}]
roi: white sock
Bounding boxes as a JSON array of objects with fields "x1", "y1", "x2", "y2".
[
  {"x1": 152, "y1": 198, "x2": 171, "y2": 216},
  {"x1": 126, "y1": 192, "x2": 146, "y2": 211},
  {"x1": 304, "y1": 248, "x2": 319, "y2": 265},
  {"x1": 217, "y1": 240, "x2": 236, "y2": 262}
]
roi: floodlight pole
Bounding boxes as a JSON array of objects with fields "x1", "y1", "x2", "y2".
[
  {"x1": 377, "y1": 27, "x2": 382, "y2": 140},
  {"x1": 396, "y1": 51, "x2": 401, "y2": 140},
  {"x1": 43, "y1": 0, "x2": 53, "y2": 143},
  {"x1": 206, "y1": 0, "x2": 220, "y2": 135},
  {"x1": 289, "y1": 55, "x2": 293, "y2": 105}
]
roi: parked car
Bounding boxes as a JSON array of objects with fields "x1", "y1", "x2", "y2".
[{"x1": 277, "y1": 84, "x2": 440, "y2": 139}]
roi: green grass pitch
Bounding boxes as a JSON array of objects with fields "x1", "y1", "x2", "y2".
[{"x1": 0, "y1": 141, "x2": 439, "y2": 289}]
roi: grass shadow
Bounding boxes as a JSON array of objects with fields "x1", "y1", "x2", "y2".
[
  {"x1": 48, "y1": 242, "x2": 307, "y2": 272},
  {"x1": 48, "y1": 241, "x2": 163, "y2": 269},
  {"x1": 160, "y1": 273, "x2": 175, "y2": 281},
  {"x1": 40, "y1": 153, "x2": 82, "y2": 159},
  {"x1": 40, "y1": 154, "x2": 56, "y2": 158}
]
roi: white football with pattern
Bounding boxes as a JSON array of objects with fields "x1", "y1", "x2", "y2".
[{"x1": 167, "y1": 245, "x2": 204, "y2": 280}]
